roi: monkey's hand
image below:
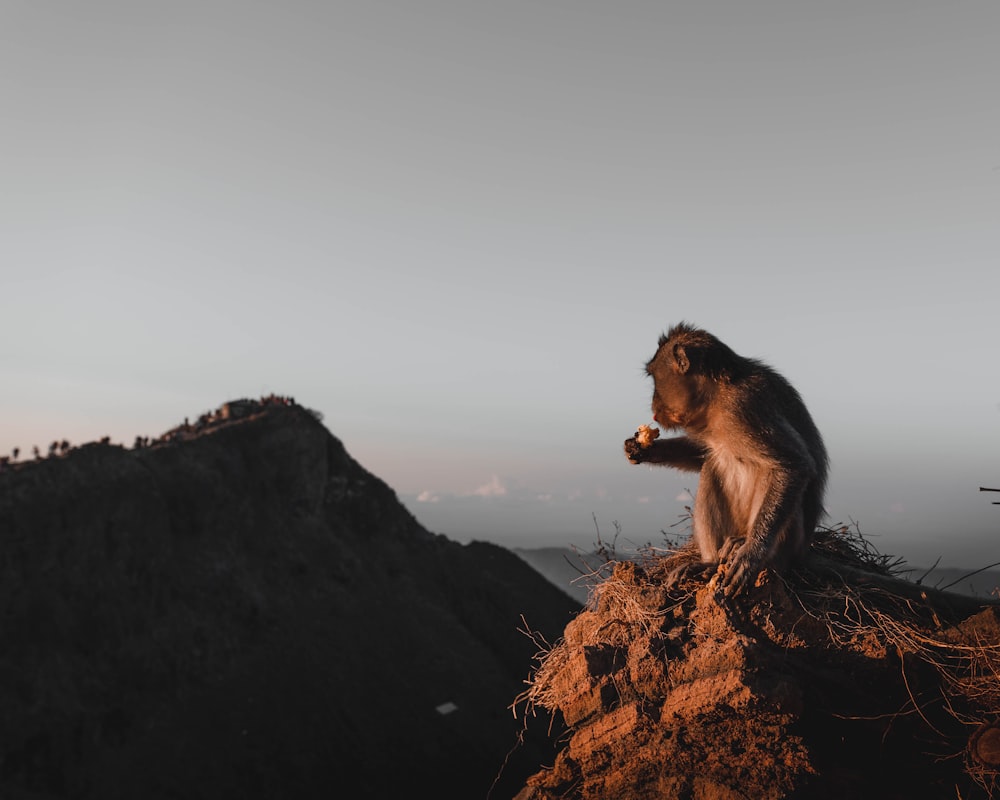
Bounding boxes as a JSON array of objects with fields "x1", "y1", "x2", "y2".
[
  {"x1": 624, "y1": 424, "x2": 661, "y2": 464},
  {"x1": 624, "y1": 435, "x2": 646, "y2": 464}
]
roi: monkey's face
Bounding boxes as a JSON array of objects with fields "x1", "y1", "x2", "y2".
[{"x1": 646, "y1": 344, "x2": 703, "y2": 431}]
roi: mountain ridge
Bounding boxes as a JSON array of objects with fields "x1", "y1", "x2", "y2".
[{"x1": 0, "y1": 398, "x2": 578, "y2": 799}]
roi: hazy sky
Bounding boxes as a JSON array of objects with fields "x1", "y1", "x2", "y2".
[{"x1": 3, "y1": 2, "x2": 998, "y2": 569}]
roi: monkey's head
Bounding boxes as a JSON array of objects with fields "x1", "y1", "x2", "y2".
[{"x1": 645, "y1": 323, "x2": 739, "y2": 432}]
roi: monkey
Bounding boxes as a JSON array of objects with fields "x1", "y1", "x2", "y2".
[{"x1": 624, "y1": 322, "x2": 828, "y2": 598}]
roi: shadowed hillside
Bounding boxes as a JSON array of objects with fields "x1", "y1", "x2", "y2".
[{"x1": 0, "y1": 399, "x2": 579, "y2": 800}]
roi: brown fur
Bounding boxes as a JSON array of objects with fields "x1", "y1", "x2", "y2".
[{"x1": 624, "y1": 322, "x2": 828, "y2": 597}]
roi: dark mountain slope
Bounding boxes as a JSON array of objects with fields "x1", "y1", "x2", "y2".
[{"x1": 0, "y1": 401, "x2": 578, "y2": 800}]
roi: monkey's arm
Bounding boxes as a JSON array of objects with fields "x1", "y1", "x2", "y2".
[{"x1": 624, "y1": 435, "x2": 707, "y2": 471}]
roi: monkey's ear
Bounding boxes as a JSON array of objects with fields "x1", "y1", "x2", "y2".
[{"x1": 673, "y1": 344, "x2": 690, "y2": 374}]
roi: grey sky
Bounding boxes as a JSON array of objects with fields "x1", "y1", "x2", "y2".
[{"x1": 2, "y1": 2, "x2": 998, "y2": 569}]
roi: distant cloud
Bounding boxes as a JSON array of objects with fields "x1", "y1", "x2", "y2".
[
  {"x1": 890, "y1": 502, "x2": 905, "y2": 514},
  {"x1": 637, "y1": 496, "x2": 652, "y2": 504},
  {"x1": 411, "y1": 475, "x2": 510, "y2": 504},
  {"x1": 472, "y1": 475, "x2": 507, "y2": 497}
]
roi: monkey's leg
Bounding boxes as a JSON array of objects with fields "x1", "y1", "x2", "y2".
[{"x1": 720, "y1": 480, "x2": 806, "y2": 598}]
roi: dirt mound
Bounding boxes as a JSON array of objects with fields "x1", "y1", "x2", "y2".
[{"x1": 513, "y1": 530, "x2": 1000, "y2": 799}]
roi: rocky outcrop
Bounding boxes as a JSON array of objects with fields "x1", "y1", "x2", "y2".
[
  {"x1": 514, "y1": 536, "x2": 1000, "y2": 799},
  {"x1": 0, "y1": 401, "x2": 579, "y2": 800}
]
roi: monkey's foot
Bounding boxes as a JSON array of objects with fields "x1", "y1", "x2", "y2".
[
  {"x1": 661, "y1": 559, "x2": 714, "y2": 592},
  {"x1": 717, "y1": 539, "x2": 766, "y2": 599}
]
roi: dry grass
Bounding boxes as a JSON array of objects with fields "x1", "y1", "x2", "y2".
[
  {"x1": 512, "y1": 558, "x2": 693, "y2": 723},
  {"x1": 511, "y1": 616, "x2": 572, "y2": 725}
]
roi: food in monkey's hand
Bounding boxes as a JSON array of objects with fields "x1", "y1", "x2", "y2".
[{"x1": 635, "y1": 424, "x2": 660, "y2": 448}]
